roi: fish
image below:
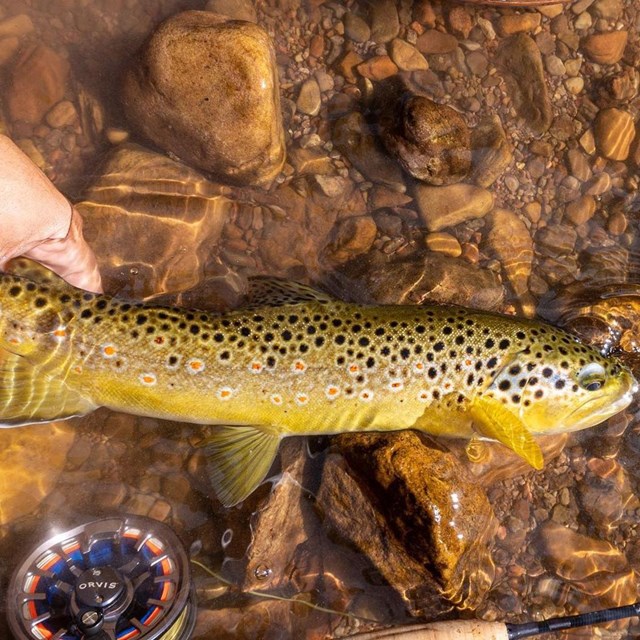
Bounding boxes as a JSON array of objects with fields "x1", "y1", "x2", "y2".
[{"x1": 0, "y1": 260, "x2": 636, "y2": 506}]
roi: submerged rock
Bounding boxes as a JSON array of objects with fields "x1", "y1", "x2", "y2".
[
  {"x1": 484, "y1": 208, "x2": 535, "y2": 316},
  {"x1": 0, "y1": 423, "x2": 75, "y2": 527},
  {"x1": 533, "y1": 521, "x2": 637, "y2": 619},
  {"x1": 6, "y1": 44, "x2": 69, "y2": 125},
  {"x1": 318, "y1": 431, "x2": 497, "y2": 613},
  {"x1": 496, "y1": 34, "x2": 552, "y2": 135},
  {"x1": 376, "y1": 79, "x2": 471, "y2": 185},
  {"x1": 470, "y1": 115, "x2": 513, "y2": 188},
  {"x1": 328, "y1": 249, "x2": 504, "y2": 311},
  {"x1": 123, "y1": 11, "x2": 285, "y2": 186},
  {"x1": 537, "y1": 283, "x2": 640, "y2": 378},
  {"x1": 414, "y1": 182, "x2": 493, "y2": 232},
  {"x1": 594, "y1": 108, "x2": 636, "y2": 161},
  {"x1": 333, "y1": 112, "x2": 405, "y2": 191},
  {"x1": 76, "y1": 143, "x2": 232, "y2": 298}
]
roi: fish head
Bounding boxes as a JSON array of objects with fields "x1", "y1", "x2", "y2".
[{"x1": 487, "y1": 332, "x2": 637, "y2": 435}]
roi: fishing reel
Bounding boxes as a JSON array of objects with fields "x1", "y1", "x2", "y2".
[{"x1": 7, "y1": 516, "x2": 196, "y2": 640}]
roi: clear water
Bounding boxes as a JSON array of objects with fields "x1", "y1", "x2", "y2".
[{"x1": 1, "y1": 0, "x2": 640, "y2": 638}]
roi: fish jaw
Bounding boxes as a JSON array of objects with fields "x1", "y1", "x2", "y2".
[{"x1": 557, "y1": 370, "x2": 638, "y2": 433}]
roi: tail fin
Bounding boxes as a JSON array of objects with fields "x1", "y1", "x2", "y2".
[{"x1": 0, "y1": 347, "x2": 95, "y2": 427}]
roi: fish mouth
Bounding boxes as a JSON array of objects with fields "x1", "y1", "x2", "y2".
[{"x1": 564, "y1": 375, "x2": 638, "y2": 431}]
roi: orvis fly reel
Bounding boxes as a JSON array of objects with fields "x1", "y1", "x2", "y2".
[{"x1": 7, "y1": 516, "x2": 195, "y2": 640}]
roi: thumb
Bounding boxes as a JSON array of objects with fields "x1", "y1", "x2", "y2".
[{"x1": 25, "y1": 207, "x2": 103, "y2": 293}]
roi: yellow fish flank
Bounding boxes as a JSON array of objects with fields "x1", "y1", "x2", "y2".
[{"x1": 0, "y1": 261, "x2": 636, "y2": 505}]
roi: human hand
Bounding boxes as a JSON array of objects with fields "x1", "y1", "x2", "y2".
[{"x1": 0, "y1": 134, "x2": 102, "y2": 293}]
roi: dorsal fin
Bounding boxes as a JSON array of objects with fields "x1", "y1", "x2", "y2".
[{"x1": 242, "y1": 276, "x2": 335, "y2": 310}]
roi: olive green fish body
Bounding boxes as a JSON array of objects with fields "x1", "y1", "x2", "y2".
[{"x1": 0, "y1": 262, "x2": 635, "y2": 505}]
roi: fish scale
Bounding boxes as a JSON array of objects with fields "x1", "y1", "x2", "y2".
[{"x1": 0, "y1": 260, "x2": 636, "y2": 506}]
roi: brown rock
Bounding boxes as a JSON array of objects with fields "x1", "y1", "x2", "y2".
[
  {"x1": 376, "y1": 79, "x2": 471, "y2": 185},
  {"x1": 594, "y1": 108, "x2": 636, "y2": 161},
  {"x1": 45, "y1": 100, "x2": 78, "y2": 128},
  {"x1": 535, "y1": 521, "x2": 628, "y2": 580},
  {"x1": 357, "y1": 55, "x2": 398, "y2": 81},
  {"x1": 581, "y1": 31, "x2": 628, "y2": 65},
  {"x1": 0, "y1": 14, "x2": 34, "y2": 38},
  {"x1": 331, "y1": 248, "x2": 504, "y2": 310},
  {"x1": 318, "y1": 453, "x2": 450, "y2": 618},
  {"x1": 0, "y1": 423, "x2": 76, "y2": 525},
  {"x1": 416, "y1": 29, "x2": 458, "y2": 55},
  {"x1": 77, "y1": 143, "x2": 232, "y2": 298},
  {"x1": 565, "y1": 194, "x2": 596, "y2": 225},
  {"x1": 447, "y1": 6, "x2": 473, "y2": 39},
  {"x1": 309, "y1": 34, "x2": 324, "y2": 58},
  {"x1": 496, "y1": 34, "x2": 552, "y2": 135},
  {"x1": 327, "y1": 431, "x2": 497, "y2": 610},
  {"x1": 388, "y1": 38, "x2": 428, "y2": 71},
  {"x1": 255, "y1": 182, "x2": 360, "y2": 276},
  {"x1": 6, "y1": 44, "x2": 70, "y2": 125},
  {"x1": 368, "y1": 0, "x2": 400, "y2": 44},
  {"x1": 288, "y1": 146, "x2": 332, "y2": 175},
  {"x1": 415, "y1": 183, "x2": 493, "y2": 231},
  {"x1": 122, "y1": 11, "x2": 285, "y2": 186},
  {"x1": 204, "y1": 0, "x2": 257, "y2": 22},
  {"x1": 368, "y1": 184, "x2": 413, "y2": 209},
  {"x1": 0, "y1": 36, "x2": 19, "y2": 66},
  {"x1": 343, "y1": 12, "x2": 370, "y2": 43},
  {"x1": 333, "y1": 111, "x2": 405, "y2": 190},
  {"x1": 470, "y1": 115, "x2": 513, "y2": 188},
  {"x1": 337, "y1": 50, "x2": 364, "y2": 84},
  {"x1": 413, "y1": 0, "x2": 437, "y2": 27},
  {"x1": 485, "y1": 208, "x2": 535, "y2": 315},
  {"x1": 425, "y1": 231, "x2": 462, "y2": 257},
  {"x1": 498, "y1": 12, "x2": 541, "y2": 36},
  {"x1": 607, "y1": 210, "x2": 628, "y2": 235},
  {"x1": 324, "y1": 215, "x2": 377, "y2": 264}
]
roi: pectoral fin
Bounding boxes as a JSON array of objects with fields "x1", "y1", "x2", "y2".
[
  {"x1": 469, "y1": 396, "x2": 544, "y2": 469},
  {"x1": 200, "y1": 425, "x2": 282, "y2": 507},
  {"x1": 0, "y1": 347, "x2": 95, "y2": 426}
]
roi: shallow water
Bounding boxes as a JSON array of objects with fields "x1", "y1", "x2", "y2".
[{"x1": 1, "y1": 0, "x2": 640, "y2": 638}]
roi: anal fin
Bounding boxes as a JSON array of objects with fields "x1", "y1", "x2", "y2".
[
  {"x1": 469, "y1": 396, "x2": 544, "y2": 469},
  {"x1": 0, "y1": 347, "x2": 95, "y2": 426},
  {"x1": 200, "y1": 425, "x2": 281, "y2": 507}
]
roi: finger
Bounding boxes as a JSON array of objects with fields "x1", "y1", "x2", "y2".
[{"x1": 26, "y1": 208, "x2": 103, "y2": 293}]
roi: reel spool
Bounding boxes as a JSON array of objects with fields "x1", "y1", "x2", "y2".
[{"x1": 7, "y1": 516, "x2": 196, "y2": 640}]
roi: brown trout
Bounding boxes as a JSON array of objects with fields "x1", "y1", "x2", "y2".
[{"x1": 0, "y1": 261, "x2": 636, "y2": 505}]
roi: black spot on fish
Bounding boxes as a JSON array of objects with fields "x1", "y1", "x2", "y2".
[{"x1": 499, "y1": 339, "x2": 510, "y2": 350}]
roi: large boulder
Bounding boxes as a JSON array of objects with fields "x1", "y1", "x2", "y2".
[
  {"x1": 76, "y1": 143, "x2": 233, "y2": 299},
  {"x1": 122, "y1": 11, "x2": 285, "y2": 186}
]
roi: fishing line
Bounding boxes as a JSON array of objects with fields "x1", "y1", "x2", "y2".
[{"x1": 191, "y1": 558, "x2": 381, "y2": 624}]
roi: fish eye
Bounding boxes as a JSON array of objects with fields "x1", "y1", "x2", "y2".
[{"x1": 578, "y1": 362, "x2": 606, "y2": 392}]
